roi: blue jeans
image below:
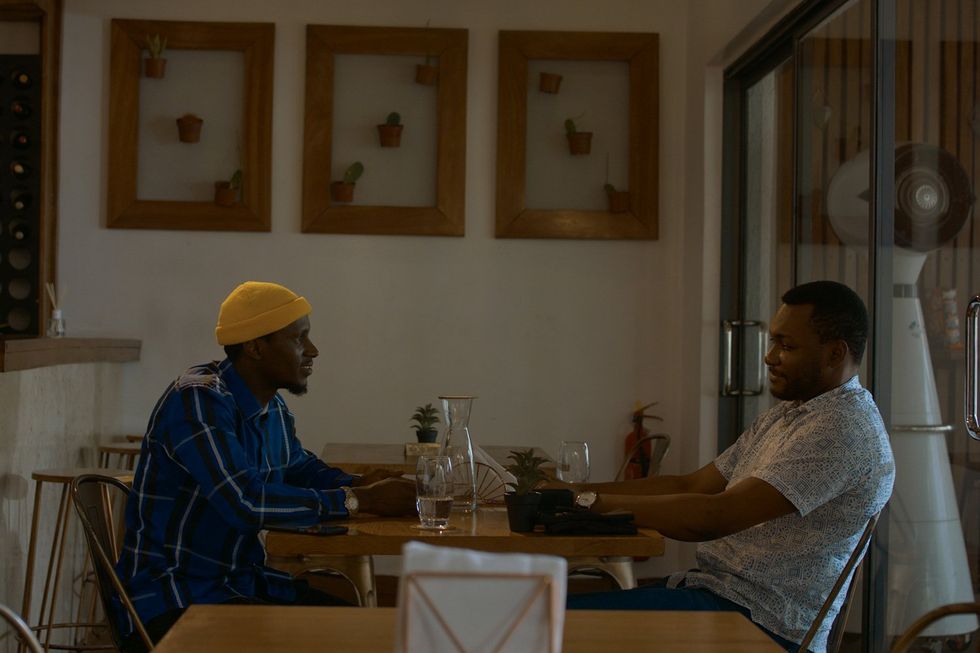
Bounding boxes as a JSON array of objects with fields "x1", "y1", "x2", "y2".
[{"x1": 566, "y1": 581, "x2": 808, "y2": 653}]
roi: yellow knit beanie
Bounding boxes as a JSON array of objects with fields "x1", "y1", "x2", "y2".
[{"x1": 215, "y1": 281, "x2": 312, "y2": 345}]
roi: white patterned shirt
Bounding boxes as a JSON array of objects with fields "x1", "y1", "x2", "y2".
[{"x1": 681, "y1": 376, "x2": 894, "y2": 653}]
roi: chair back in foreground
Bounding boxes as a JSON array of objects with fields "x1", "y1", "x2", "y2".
[
  {"x1": 615, "y1": 433, "x2": 671, "y2": 481},
  {"x1": 396, "y1": 542, "x2": 567, "y2": 653},
  {"x1": 0, "y1": 603, "x2": 43, "y2": 653},
  {"x1": 798, "y1": 512, "x2": 880, "y2": 653},
  {"x1": 890, "y1": 603, "x2": 980, "y2": 653},
  {"x1": 70, "y1": 474, "x2": 154, "y2": 652}
]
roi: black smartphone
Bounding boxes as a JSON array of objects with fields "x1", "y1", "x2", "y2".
[{"x1": 266, "y1": 524, "x2": 348, "y2": 536}]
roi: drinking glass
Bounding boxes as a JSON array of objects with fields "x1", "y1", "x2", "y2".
[
  {"x1": 415, "y1": 455, "x2": 454, "y2": 530},
  {"x1": 557, "y1": 441, "x2": 590, "y2": 483}
]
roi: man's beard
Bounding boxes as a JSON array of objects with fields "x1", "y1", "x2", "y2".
[{"x1": 285, "y1": 383, "x2": 309, "y2": 396}]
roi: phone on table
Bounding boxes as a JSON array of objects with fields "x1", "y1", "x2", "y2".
[{"x1": 265, "y1": 524, "x2": 348, "y2": 536}]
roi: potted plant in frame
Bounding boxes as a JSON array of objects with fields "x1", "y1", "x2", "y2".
[
  {"x1": 539, "y1": 71, "x2": 563, "y2": 94},
  {"x1": 144, "y1": 33, "x2": 167, "y2": 78},
  {"x1": 411, "y1": 403, "x2": 440, "y2": 443},
  {"x1": 564, "y1": 117, "x2": 592, "y2": 156},
  {"x1": 330, "y1": 161, "x2": 364, "y2": 203},
  {"x1": 214, "y1": 169, "x2": 242, "y2": 207},
  {"x1": 176, "y1": 113, "x2": 203, "y2": 143},
  {"x1": 604, "y1": 183, "x2": 630, "y2": 213},
  {"x1": 377, "y1": 112, "x2": 404, "y2": 148},
  {"x1": 415, "y1": 53, "x2": 438, "y2": 86},
  {"x1": 503, "y1": 449, "x2": 549, "y2": 532}
]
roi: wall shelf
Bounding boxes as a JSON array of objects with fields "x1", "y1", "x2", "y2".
[{"x1": 0, "y1": 337, "x2": 141, "y2": 372}]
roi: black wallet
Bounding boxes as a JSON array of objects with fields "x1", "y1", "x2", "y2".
[{"x1": 536, "y1": 508, "x2": 638, "y2": 535}]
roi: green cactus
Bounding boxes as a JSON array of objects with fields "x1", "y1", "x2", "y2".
[
  {"x1": 385, "y1": 112, "x2": 402, "y2": 126},
  {"x1": 343, "y1": 161, "x2": 364, "y2": 185}
]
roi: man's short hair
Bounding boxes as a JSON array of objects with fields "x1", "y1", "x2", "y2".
[{"x1": 781, "y1": 280, "x2": 869, "y2": 363}]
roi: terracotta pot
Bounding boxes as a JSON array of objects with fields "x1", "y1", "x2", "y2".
[
  {"x1": 377, "y1": 124, "x2": 404, "y2": 148},
  {"x1": 607, "y1": 190, "x2": 630, "y2": 213},
  {"x1": 539, "y1": 72, "x2": 562, "y2": 94},
  {"x1": 176, "y1": 114, "x2": 203, "y2": 143},
  {"x1": 330, "y1": 181, "x2": 355, "y2": 203},
  {"x1": 504, "y1": 492, "x2": 542, "y2": 533},
  {"x1": 144, "y1": 57, "x2": 167, "y2": 79},
  {"x1": 214, "y1": 181, "x2": 237, "y2": 207},
  {"x1": 415, "y1": 64, "x2": 438, "y2": 86},
  {"x1": 566, "y1": 131, "x2": 592, "y2": 155}
]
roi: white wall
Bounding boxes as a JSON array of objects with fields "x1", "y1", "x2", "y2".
[{"x1": 0, "y1": 1, "x2": 784, "y2": 614}]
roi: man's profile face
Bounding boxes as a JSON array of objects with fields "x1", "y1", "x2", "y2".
[
  {"x1": 256, "y1": 316, "x2": 318, "y2": 396},
  {"x1": 764, "y1": 303, "x2": 833, "y2": 401}
]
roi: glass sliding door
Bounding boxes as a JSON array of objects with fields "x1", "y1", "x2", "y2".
[{"x1": 722, "y1": 0, "x2": 979, "y2": 650}]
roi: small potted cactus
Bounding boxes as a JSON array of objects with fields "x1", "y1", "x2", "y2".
[
  {"x1": 330, "y1": 161, "x2": 364, "y2": 203},
  {"x1": 415, "y1": 54, "x2": 438, "y2": 86},
  {"x1": 564, "y1": 118, "x2": 592, "y2": 156},
  {"x1": 144, "y1": 33, "x2": 167, "y2": 78},
  {"x1": 503, "y1": 449, "x2": 549, "y2": 532},
  {"x1": 176, "y1": 113, "x2": 203, "y2": 143},
  {"x1": 214, "y1": 169, "x2": 242, "y2": 207},
  {"x1": 377, "y1": 111, "x2": 404, "y2": 148},
  {"x1": 539, "y1": 72, "x2": 562, "y2": 94},
  {"x1": 604, "y1": 183, "x2": 630, "y2": 213},
  {"x1": 410, "y1": 403, "x2": 440, "y2": 443}
]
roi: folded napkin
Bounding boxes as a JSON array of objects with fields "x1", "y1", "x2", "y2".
[
  {"x1": 474, "y1": 445, "x2": 517, "y2": 487},
  {"x1": 537, "y1": 509, "x2": 638, "y2": 536},
  {"x1": 396, "y1": 541, "x2": 566, "y2": 653}
]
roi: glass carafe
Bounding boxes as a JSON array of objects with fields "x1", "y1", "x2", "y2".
[{"x1": 438, "y1": 395, "x2": 477, "y2": 513}]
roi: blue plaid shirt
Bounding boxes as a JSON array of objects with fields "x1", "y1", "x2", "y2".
[{"x1": 115, "y1": 359, "x2": 354, "y2": 632}]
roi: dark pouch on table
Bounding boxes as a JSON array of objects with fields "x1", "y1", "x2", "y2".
[{"x1": 537, "y1": 508, "x2": 638, "y2": 535}]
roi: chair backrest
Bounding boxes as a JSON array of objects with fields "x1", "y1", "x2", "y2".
[
  {"x1": 70, "y1": 474, "x2": 154, "y2": 652},
  {"x1": 798, "y1": 513, "x2": 880, "y2": 653},
  {"x1": 0, "y1": 603, "x2": 43, "y2": 653},
  {"x1": 890, "y1": 603, "x2": 980, "y2": 653},
  {"x1": 615, "y1": 433, "x2": 670, "y2": 481}
]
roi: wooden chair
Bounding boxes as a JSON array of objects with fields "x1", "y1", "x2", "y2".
[
  {"x1": 615, "y1": 433, "x2": 671, "y2": 481},
  {"x1": 797, "y1": 513, "x2": 880, "y2": 653},
  {"x1": 890, "y1": 603, "x2": 980, "y2": 653},
  {"x1": 69, "y1": 474, "x2": 154, "y2": 652},
  {"x1": 0, "y1": 603, "x2": 43, "y2": 653}
]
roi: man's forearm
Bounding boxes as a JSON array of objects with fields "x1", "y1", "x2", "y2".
[
  {"x1": 594, "y1": 492, "x2": 731, "y2": 541},
  {"x1": 578, "y1": 474, "x2": 704, "y2": 496}
]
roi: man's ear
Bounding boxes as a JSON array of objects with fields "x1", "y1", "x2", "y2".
[
  {"x1": 241, "y1": 338, "x2": 263, "y2": 361},
  {"x1": 825, "y1": 339, "x2": 848, "y2": 369}
]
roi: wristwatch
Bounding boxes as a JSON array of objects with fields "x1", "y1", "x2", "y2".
[
  {"x1": 341, "y1": 486, "x2": 359, "y2": 516},
  {"x1": 574, "y1": 490, "x2": 597, "y2": 509}
]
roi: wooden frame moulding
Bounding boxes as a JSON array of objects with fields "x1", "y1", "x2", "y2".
[
  {"x1": 107, "y1": 19, "x2": 274, "y2": 231},
  {"x1": 496, "y1": 31, "x2": 659, "y2": 240},
  {"x1": 303, "y1": 25, "x2": 467, "y2": 236}
]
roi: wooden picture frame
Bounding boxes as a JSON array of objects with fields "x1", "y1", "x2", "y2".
[
  {"x1": 107, "y1": 19, "x2": 274, "y2": 231},
  {"x1": 302, "y1": 25, "x2": 467, "y2": 236},
  {"x1": 496, "y1": 31, "x2": 659, "y2": 240}
]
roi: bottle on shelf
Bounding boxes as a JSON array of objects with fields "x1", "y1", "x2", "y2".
[
  {"x1": 11, "y1": 100, "x2": 32, "y2": 119},
  {"x1": 9, "y1": 161, "x2": 31, "y2": 179},
  {"x1": 10, "y1": 190, "x2": 32, "y2": 211},
  {"x1": 10, "y1": 130, "x2": 30, "y2": 149},
  {"x1": 9, "y1": 220, "x2": 30, "y2": 241},
  {"x1": 11, "y1": 70, "x2": 32, "y2": 89}
]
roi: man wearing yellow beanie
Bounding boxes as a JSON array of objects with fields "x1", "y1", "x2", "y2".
[{"x1": 114, "y1": 281, "x2": 415, "y2": 651}]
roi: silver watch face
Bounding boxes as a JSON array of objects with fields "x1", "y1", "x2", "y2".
[{"x1": 576, "y1": 491, "x2": 597, "y2": 508}]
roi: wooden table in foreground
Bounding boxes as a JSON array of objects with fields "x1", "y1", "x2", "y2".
[
  {"x1": 320, "y1": 442, "x2": 554, "y2": 474},
  {"x1": 155, "y1": 605, "x2": 784, "y2": 652},
  {"x1": 265, "y1": 507, "x2": 664, "y2": 606}
]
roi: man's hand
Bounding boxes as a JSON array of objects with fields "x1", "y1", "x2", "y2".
[
  {"x1": 351, "y1": 477, "x2": 417, "y2": 517},
  {"x1": 352, "y1": 468, "x2": 405, "y2": 487}
]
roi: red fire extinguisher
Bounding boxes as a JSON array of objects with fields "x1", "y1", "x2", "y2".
[{"x1": 623, "y1": 401, "x2": 662, "y2": 480}]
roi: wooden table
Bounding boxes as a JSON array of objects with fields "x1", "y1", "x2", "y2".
[
  {"x1": 265, "y1": 507, "x2": 664, "y2": 606},
  {"x1": 154, "y1": 605, "x2": 783, "y2": 652},
  {"x1": 320, "y1": 442, "x2": 554, "y2": 475}
]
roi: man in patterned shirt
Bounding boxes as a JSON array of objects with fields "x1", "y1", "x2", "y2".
[
  {"x1": 560, "y1": 281, "x2": 894, "y2": 653},
  {"x1": 115, "y1": 281, "x2": 416, "y2": 651}
]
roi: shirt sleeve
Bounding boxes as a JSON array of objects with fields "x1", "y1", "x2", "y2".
[{"x1": 159, "y1": 385, "x2": 350, "y2": 530}]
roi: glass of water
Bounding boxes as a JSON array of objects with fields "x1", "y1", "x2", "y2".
[
  {"x1": 415, "y1": 455, "x2": 454, "y2": 530},
  {"x1": 557, "y1": 441, "x2": 590, "y2": 483}
]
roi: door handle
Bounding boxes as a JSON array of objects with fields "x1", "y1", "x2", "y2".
[
  {"x1": 966, "y1": 294, "x2": 980, "y2": 441},
  {"x1": 722, "y1": 320, "x2": 767, "y2": 397}
]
